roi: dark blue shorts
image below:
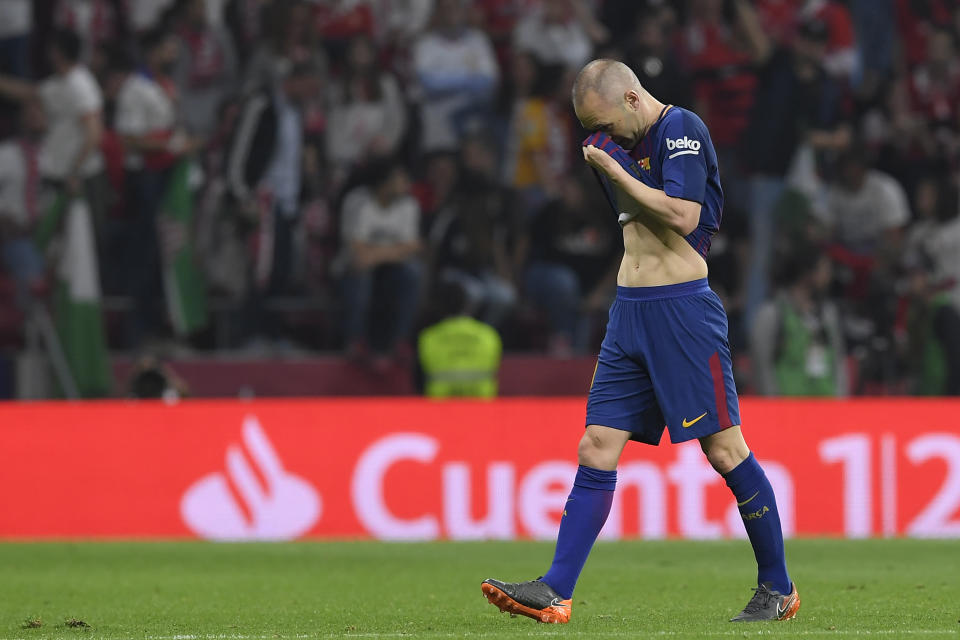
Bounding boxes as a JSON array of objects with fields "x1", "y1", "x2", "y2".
[{"x1": 585, "y1": 278, "x2": 740, "y2": 445}]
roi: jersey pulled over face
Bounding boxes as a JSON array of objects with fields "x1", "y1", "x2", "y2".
[{"x1": 585, "y1": 107, "x2": 724, "y2": 259}]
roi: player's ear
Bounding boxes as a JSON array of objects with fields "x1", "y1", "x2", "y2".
[{"x1": 624, "y1": 90, "x2": 640, "y2": 111}]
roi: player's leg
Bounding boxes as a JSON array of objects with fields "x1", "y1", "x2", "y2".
[
  {"x1": 482, "y1": 297, "x2": 661, "y2": 623},
  {"x1": 540, "y1": 424, "x2": 630, "y2": 592},
  {"x1": 481, "y1": 425, "x2": 630, "y2": 624},
  {"x1": 700, "y1": 427, "x2": 800, "y2": 621},
  {"x1": 641, "y1": 282, "x2": 798, "y2": 621}
]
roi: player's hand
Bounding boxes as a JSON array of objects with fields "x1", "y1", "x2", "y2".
[{"x1": 582, "y1": 144, "x2": 620, "y2": 177}]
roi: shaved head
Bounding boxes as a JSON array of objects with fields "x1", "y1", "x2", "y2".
[
  {"x1": 571, "y1": 58, "x2": 661, "y2": 150},
  {"x1": 572, "y1": 59, "x2": 643, "y2": 112}
]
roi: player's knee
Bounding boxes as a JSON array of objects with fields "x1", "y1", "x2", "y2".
[
  {"x1": 577, "y1": 431, "x2": 615, "y2": 469},
  {"x1": 701, "y1": 441, "x2": 747, "y2": 475},
  {"x1": 703, "y1": 445, "x2": 734, "y2": 474},
  {"x1": 699, "y1": 427, "x2": 750, "y2": 474},
  {"x1": 576, "y1": 431, "x2": 598, "y2": 462}
]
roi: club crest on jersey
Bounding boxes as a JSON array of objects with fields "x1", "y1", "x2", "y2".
[
  {"x1": 666, "y1": 136, "x2": 701, "y2": 159},
  {"x1": 639, "y1": 157, "x2": 651, "y2": 170}
]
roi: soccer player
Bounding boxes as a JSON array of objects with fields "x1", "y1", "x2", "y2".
[{"x1": 481, "y1": 59, "x2": 800, "y2": 624}]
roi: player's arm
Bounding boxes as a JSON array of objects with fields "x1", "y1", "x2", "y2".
[{"x1": 582, "y1": 144, "x2": 701, "y2": 236}]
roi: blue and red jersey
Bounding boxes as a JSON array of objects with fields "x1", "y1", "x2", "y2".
[{"x1": 583, "y1": 106, "x2": 724, "y2": 259}]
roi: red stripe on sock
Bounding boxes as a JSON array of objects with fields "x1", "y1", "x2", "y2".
[{"x1": 709, "y1": 351, "x2": 732, "y2": 429}]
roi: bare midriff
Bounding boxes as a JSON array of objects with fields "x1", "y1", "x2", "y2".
[{"x1": 617, "y1": 217, "x2": 708, "y2": 288}]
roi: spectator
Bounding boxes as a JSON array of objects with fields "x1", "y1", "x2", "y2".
[
  {"x1": 859, "y1": 79, "x2": 922, "y2": 200},
  {"x1": 677, "y1": 0, "x2": 769, "y2": 210},
  {"x1": 326, "y1": 35, "x2": 407, "y2": 184},
  {"x1": 903, "y1": 175, "x2": 960, "y2": 315},
  {"x1": 338, "y1": 157, "x2": 424, "y2": 362},
  {"x1": 678, "y1": 0, "x2": 768, "y2": 150},
  {"x1": 801, "y1": 0, "x2": 856, "y2": 79},
  {"x1": 0, "y1": 29, "x2": 107, "y2": 224},
  {"x1": 417, "y1": 280, "x2": 502, "y2": 398},
  {"x1": 412, "y1": 150, "x2": 459, "y2": 222},
  {"x1": 896, "y1": 0, "x2": 955, "y2": 67},
  {"x1": 905, "y1": 26, "x2": 960, "y2": 165},
  {"x1": 129, "y1": 0, "x2": 178, "y2": 34},
  {"x1": 823, "y1": 148, "x2": 909, "y2": 390},
  {"x1": 108, "y1": 29, "x2": 200, "y2": 345},
  {"x1": 900, "y1": 174, "x2": 960, "y2": 394},
  {"x1": 376, "y1": 0, "x2": 435, "y2": 50},
  {"x1": 467, "y1": 0, "x2": 522, "y2": 69},
  {"x1": 227, "y1": 58, "x2": 323, "y2": 342},
  {"x1": 753, "y1": 0, "x2": 803, "y2": 48},
  {"x1": 513, "y1": 0, "x2": 605, "y2": 70},
  {"x1": 625, "y1": 10, "x2": 694, "y2": 110},
  {"x1": 0, "y1": 100, "x2": 46, "y2": 307},
  {"x1": 598, "y1": 0, "x2": 653, "y2": 47},
  {"x1": 849, "y1": 0, "x2": 896, "y2": 94},
  {"x1": 126, "y1": 354, "x2": 189, "y2": 399},
  {"x1": 314, "y1": 0, "x2": 377, "y2": 53},
  {"x1": 499, "y1": 53, "x2": 572, "y2": 216},
  {"x1": 751, "y1": 246, "x2": 847, "y2": 396},
  {"x1": 412, "y1": 0, "x2": 499, "y2": 151},
  {"x1": 903, "y1": 255, "x2": 960, "y2": 396},
  {"x1": 54, "y1": 0, "x2": 130, "y2": 65},
  {"x1": 739, "y1": 16, "x2": 850, "y2": 329},
  {"x1": 172, "y1": 0, "x2": 239, "y2": 136},
  {"x1": 224, "y1": 0, "x2": 268, "y2": 65},
  {"x1": 428, "y1": 133, "x2": 518, "y2": 328},
  {"x1": 824, "y1": 148, "x2": 909, "y2": 259},
  {"x1": 522, "y1": 170, "x2": 619, "y2": 355},
  {"x1": 242, "y1": 0, "x2": 325, "y2": 95},
  {"x1": 0, "y1": 0, "x2": 32, "y2": 79}
]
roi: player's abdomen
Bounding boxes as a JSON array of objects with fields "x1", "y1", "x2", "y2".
[{"x1": 618, "y1": 220, "x2": 708, "y2": 288}]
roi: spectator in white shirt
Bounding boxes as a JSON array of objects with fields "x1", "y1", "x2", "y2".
[
  {"x1": 106, "y1": 29, "x2": 200, "y2": 345},
  {"x1": 0, "y1": 30, "x2": 106, "y2": 221},
  {"x1": 326, "y1": 36, "x2": 407, "y2": 184},
  {"x1": 513, "y1": 0, "x2": 604, "y2": 70},
  {"x1": 824, "y1": 148, "x2": 910, "y2": 257},
  {"x1": 339, "y1": 157, "x2": 424, "y2": 363},
  {"x1": 412, "y1": 0, "x2": 499, "y2": 151}
]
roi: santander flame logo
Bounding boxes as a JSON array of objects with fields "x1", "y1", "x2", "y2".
[{"x1": 180, "y1": 415, "x2": 321, "y2": 540}]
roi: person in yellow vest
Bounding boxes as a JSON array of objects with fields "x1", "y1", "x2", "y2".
[{"x1": 417, "y1": 281, "x2": 502, "y2": 398}]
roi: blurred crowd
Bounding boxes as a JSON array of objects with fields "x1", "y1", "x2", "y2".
[{"x1": 1, "y1": 0, "x2": 959, "y2": 397}]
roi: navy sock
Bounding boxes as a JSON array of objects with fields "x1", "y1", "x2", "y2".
[
  {"x1": 723, "y1": 452, "x2": 791, "y2": 594},
  {"x1": 541, "y1": 465, "x2": 616, "y2": 599}
]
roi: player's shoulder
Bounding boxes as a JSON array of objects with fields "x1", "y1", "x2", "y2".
[
  {"x1": 658, "y1": 107, "x2": 713, "y2": 155},
  {"x1": 663, "y1": 106, "x2": 709, "y2": 134}
]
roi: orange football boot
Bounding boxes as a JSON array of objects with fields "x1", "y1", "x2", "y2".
[{"x1": 481, "y1": 578, "x2": 572, "y2": 624}]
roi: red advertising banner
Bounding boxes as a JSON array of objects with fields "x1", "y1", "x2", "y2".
[{"x1": 1, "y1": 398, "x2": 959, "y2": 539}]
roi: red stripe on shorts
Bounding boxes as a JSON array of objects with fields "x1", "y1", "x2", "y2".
[{"x1": 709, "y1": 351, "x2": 733, "y2": 429}]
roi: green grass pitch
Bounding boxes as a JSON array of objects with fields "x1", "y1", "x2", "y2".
[{"x1": 1, "y1": 539, "x2": 958, "y2": 639}]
